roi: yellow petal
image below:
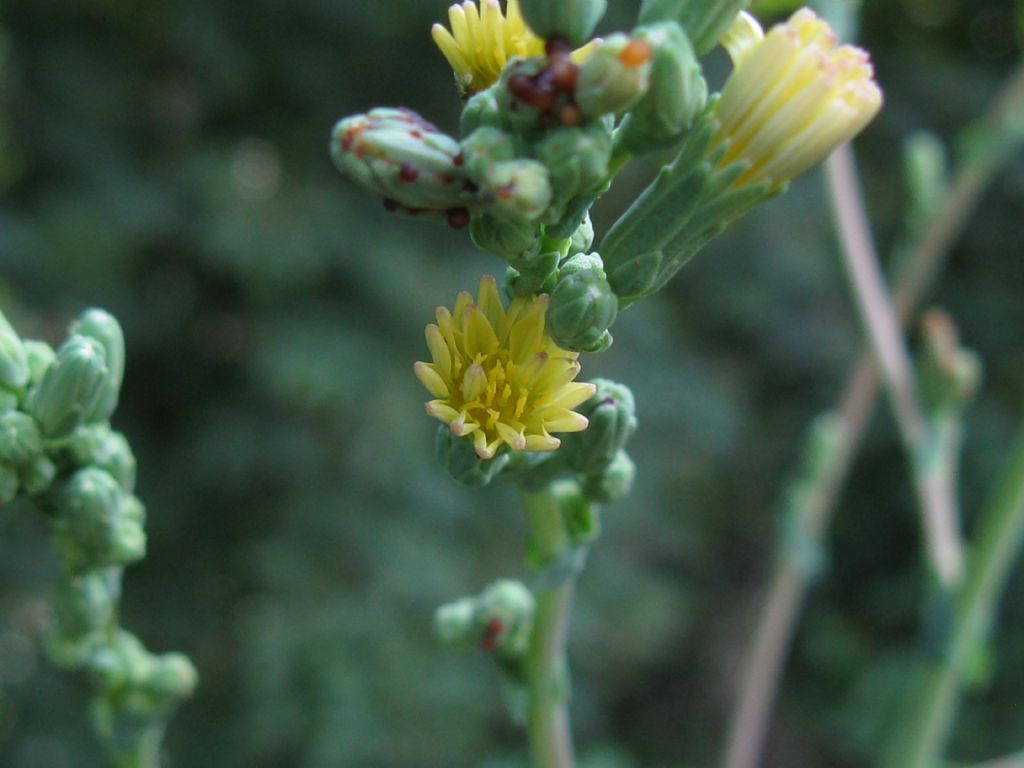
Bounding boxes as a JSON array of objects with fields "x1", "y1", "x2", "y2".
[
  {"x1": 477, "y1": 275, "x2": 506, "y2": 332},
  {"x1": 542, "y1": 410, "x2": 589, "y2": 433},
  {"x1": 463, "y1": 305, "x2": 500, "y2": 358},
  {"x1": 414, "y1": 361, "x2": 450, "y2": 398},
  {"x1": 425, "y1": 324, "x2": 452, "y2": 379},
  {"x1": 426, "y1": 400, "x2": 459, "y2": 424}
]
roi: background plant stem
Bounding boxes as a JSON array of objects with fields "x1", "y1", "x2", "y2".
[
  {"x1": 722, "y1": 59, "x2": 1024, "y2": 768},
  {"x1": 522, "y1": 487, "x2": 577, "y2": 768}
]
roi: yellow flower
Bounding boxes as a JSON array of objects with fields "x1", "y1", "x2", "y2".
[
  {"x1": 431, "y1": 0, "x2": 599, "y2": 94},
  {"x1": 711, "y1": 8, "x2": 883, "y2": 187},
  {"x1": 415, "y1": 276, "x2": 595, "y2": 460}
]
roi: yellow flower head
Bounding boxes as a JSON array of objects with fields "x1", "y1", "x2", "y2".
[
  {"x1": 712, "y1": 8, "x2": 883, "y2": 187},
  {"x1": 431, "y1": 0, "x2": 599, "y2": 94},
  {"x1": 415, "y1": 276, "x2": 596, "y2": 460}
]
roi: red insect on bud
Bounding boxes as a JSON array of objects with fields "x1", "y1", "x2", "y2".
[{"x1": 480, "y1": 618, "x2": 504, "y2": 651}]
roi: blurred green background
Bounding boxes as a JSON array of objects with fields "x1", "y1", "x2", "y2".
[{"x1": 0, "y1": 0, "x2": 1022, "y2": 766}]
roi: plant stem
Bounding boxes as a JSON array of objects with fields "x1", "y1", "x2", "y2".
[
  {"x1": 521, "y1": 486, "x2": 577, "y2": 768},
  {"x1": 722, "y1": 59, "x2": 1024, "y2": 768},
  {"x1": 826, "y1": 144, "x2": 964, "y2": 588},
  {"x1": 886, "y1": 425, "x2": 1024, "y2": 768}
]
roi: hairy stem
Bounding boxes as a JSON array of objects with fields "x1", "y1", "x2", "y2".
[
  {"x1": 522, "y1": 486, "x2": 577, "y2": 768},
  {"x1": 722, "y1": 59, "x2": 1024, "y2": 768}
]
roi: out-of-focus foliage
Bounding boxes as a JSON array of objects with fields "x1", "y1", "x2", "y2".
[{"x1": 0, "y1": 1, "x2": 1021, "y2": 767}]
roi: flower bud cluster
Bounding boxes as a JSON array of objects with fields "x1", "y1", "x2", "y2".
[
  {"x1": 435, "y1": 579, "x2": 535, "y2": 658},
  {"x1": 0, "y1": 306, "x2": 196, "y2": 765}
]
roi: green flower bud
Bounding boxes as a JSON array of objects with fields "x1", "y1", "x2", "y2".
[
  {"x1": 582, "y1": 448, "x2": 636, "y2": 502},
  {"x1": 143, "y1": 653, "x2": 199, "y2": 703},
  {"x1": 0, "y1": 391, "x2": 17, "y2": 413},
  {"x1": 471, "y1": 213, "x2": 542, "y2": 262},
  {"x1": 0, "y1": 462, "x2": 19, "y2": 504},
  {"x1": 575, "y1": 34, "x2": 653, "y2": 119},
  {"x1": 534, "y1": 123, "x2": 612, "y2": 204},
  {"x1": 24, "y1": 340, "x2": 56, "y2": 386},
  {"x1": 434, "y1": 597, "x2": 479, "y2": 651},
  {"x1": 20, "y1": 454, "x2": 57, "y2": 496},
  {"x1": 560, "y1": 378, "x2": 637, "y2": 475},
  {"x1": 568, "y1": 213, "x2": 595, "y2": 256},
  {"x1": 462, "y1": 126, "x2": 519, "y2": 178},
  {"x1": 435, "y1": 426, "x2": 510, "y2": 487},
  {"x1": 66, "y1": 425, "x2": 138, "y2": 492},
  {"x1": 547, "y1": 253, "x2": 618, "y2": 352},
  {"x1": 615, "y1": 22, "x2": 707, "y2": 154},
  {"x1": 479, "y1": 158, "x2": 553, "y2": 224},
  {"x1": 560, "y1": 482, "x2": 602, "y2": 542},
  {"x1": 0, "y1": 308, "x2": 29, "y2": 393},
  {"x1": 0, "y1": 411, "x2": 43, "y2": 466},
  {"x1": 638, "y1": 0, "x2": 749, "y2": 57},
  {"x1": 503, "y1": 250, "x2": 561, "y2": 297},
  {"x1": 53, "y1": 468, "x2": 147, "y2": 571},
  {"x1": 70, "y1": 309, "x2": 125, "y2": 422},
  {"x1": 477, "y1": 579, "x2": 535, "y2": 657},
  {"x1": 28, "y1": 335, "x2": 110, "y2": 439},
  {"x1": 519, "y1": 0, "x2": 607, "y2": 46},
  {"x1": 330, "y1": 107, "x2": 472, "y2": 215},
  {"x1": 51, "y1": 570, "x2": 118, "y2": 648},
  {"x1": 89, "y1": 631, "x2": 195, "y2": 711},
  {"x1": 461, "y1": 87, "x2": 503, "y2": 135}
]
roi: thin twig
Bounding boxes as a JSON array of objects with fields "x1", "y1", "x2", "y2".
[
  {"x1": 722, "y1": 59, "x2": 1024, "y2": 768},
  {"x1": 826, "y1": 145, "x2": 964, "y2": 587}
]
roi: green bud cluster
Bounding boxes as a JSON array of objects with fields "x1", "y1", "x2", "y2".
[
  {"x1": 435, "y1": 579, "x2": 535, "y2": 659},
  {"x1": 0, "y1": 306, "x2": 196, "y2": 765}
]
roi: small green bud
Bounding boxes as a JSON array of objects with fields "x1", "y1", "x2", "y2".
[
  {"x1": 51, "y1": 570, "x2": 118, "y2": 646},
  {"x1": 66, "y1": 425, "x2": 138, "y2": 492},
  {"x1": 477, "y1": 579, "x2": 535, "y2": 657},
  {"x1": 461, "y1": 126, "x2": 519, "y2": 181},
  {"x1": 519, "y1": 0, "x2": 607, "y2": 46},
  {"x1": 582, "y1": 449, "x2": 636, "y2": 502},
  {"x1": 615, "y1": 22, "x2": 707, "y2": 154},
  {"x1": 568, "y1": 213, "x2": 595, "y2": 256},
  {"x1": 560, "y1": 378, "x2": 637, "y2": 476},
  {"x1": 0, "y1": 308, "x2": 29, "y2": 393},
  {"x1": 0, "y1": 411, "x2": 43, "y2": 466},
  {"x1": 638, "y1": 0, "x2": 750, "y2": 57},
  {"x1": 434, "y1": 597, "x2": 479, "y2": 651},
  {"x1": 0, "y1": 462, "x2": 19, "y2": 504},
  {"x1": 435, "y1": 426, "x2": 510, "y2": 487},
  {"x1": 144, "y1": 653, "x2": 199, "y2": 702},
  {"x1": 461, "y1": 87, "x2": 503, "y2": 135},
  {"x1": 0, "y1": 391, "x2": 17, "y2": 413},
  {"x1": 575, "y1": 34, "x2": 653, "y2": 119},
  {"x1": 53, "y1": 468, "x2": 147, "y2": 570},
  {"x1": 70, "y1": 309, "x2": 125, "y2": 422},
  {"x1": 28, "y1": 335, "x2": 110, "y2": 439},
  {"x1": 534, "y1": 123, "x2": 612, "y2": 204},
  {"x1": 503, "y1": 250, "x2": 561, "y2": 297},
  {"x1": 479, "y1": 159, "x2": 553, "y2": 225},
  {"x1": 20, "y1": 454, "x2": 57, "y2": 495},
  {"x1": 23, "y1": 340, "x2": 56, "y2": 386},
  {"x1": 547, "y1": 253, "x2": 618, "y2": 352},
  {"x1": 471, "y1": 213, "x2": 542, "y2": 262},
  {"x1": 330, "y1": 107, "x2": 472, "y2": 215}
]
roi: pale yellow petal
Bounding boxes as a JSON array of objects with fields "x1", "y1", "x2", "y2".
[{"x1": 414, "y1": 361, "x2": 450, "y2": 398}]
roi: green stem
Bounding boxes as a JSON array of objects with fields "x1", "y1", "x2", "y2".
[
  {"x1": 887, "y1": 423, "x2": 1024, "y2": 768},
  {"x1": 521, "y1": 486, "x2": 577, "y2": 768}
]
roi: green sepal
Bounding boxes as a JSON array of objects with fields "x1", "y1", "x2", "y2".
[
  {"x1": 575, "y1": 32, "x2": 652, "y2": 119},
  {"x1": 614, "y1": 22, "x2": 707, "y2": 155},
  {"x1": 52, "y1": 468, "x2": 147, "y2": 572},
  {"x1": 547, "y1": 253, "x2": 618, "y2": 352},
  {"x1": 638, "y1": 0, "x2": 750, "y2": 57},
  {"x1": 503, "y1": 250, "x2": 561, "y2": 297},
  {"x1": 28, "y1": 335, "x2": 110, "y2": 440},
  {"x1": 568, "y1": 213, "x2": 595, "y2": 256},
  {"x1": 435, "y1": 426, "x2": 510, "y2": 487},
  {"x1": 330, "y1": 107, "x2": 472, "y2": 215},
  {"x1": 562, "y1": 486, "x2": 602, "y2": 543},
  {"x1": 519, "y1": 0, "x2": 607, "y2": 46},
  {"x1": 70, "y1": 309, "x2": 125, "y2": 422},
  {"x1": 0, "y1": 307, "x2": 29, "y2": 393}
]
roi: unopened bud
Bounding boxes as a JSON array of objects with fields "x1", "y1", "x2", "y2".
[
  {"x1": 331, "y1": 108, "x2": 471, "y2": 214},
  {"x1": 24, "y1": 340, "x2": 56, "y2": 386},
  {"x1": 616, "y1": 22, "x2": 707, "y2": 153},
  {"x1": 66, "y1": 425, "x2": 138, "y2": 492},
  {"x1": 478, "y1": 158, "x2": 553, "y2": 224},
  {"x1": 638, "y1": 0, "x2": 749, "y2": 56},
  {"x1": 470, "y1": 213, "x2": 542, "y2": 262},
  {"x1": 560, "y1": 378, "x2": 637, "y2": 475},
  {"x1": 0, "y1": 411, "x2": 43, "y2": 466},
  {"x1": 519, "y1": 0, "x2": 607, "y2": 47},
  {"x1": 435, "y1": 597, "x2": 479, "y2": 651},
  {"x1": 547, "y1": 253, "x2": 618, "y2": 352},
  {"x1": 582, "y1": 448, "x2": 636, "y2": 501},
  {"x1": 477, "y1": 579, "x2": 535, "y2": 657},
  {"x1": 28, "y1": 335, "x2": 110, "y2": 439},
  {"x1": 568, "y1": 213, "x2": 595, "y2": 256},
  {"x1": 575, "y1": 34, "x2": 653, "y2": 118},
  {"x1": 20, "y1": 454, "x2": 56, "y2": 495},
  {"x1": 0, "y1": 308, "x2": 29, "y2": 393},
  {"x1": 51, "y1": 570, "x2": 118, "y2": 646},
  {"x1": 461, "y1": 87, "x2": 503, "y2": 134},
  {"x1": 534, "y1": 123, "x2": 612, "y2": 204},
  {"x1": 70, "y1": 309, "x2": 125, "y2": 422}
]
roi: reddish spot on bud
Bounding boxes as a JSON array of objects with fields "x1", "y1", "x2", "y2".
[
  {"x1": 410, "y1": 130, "x2": 422, "y2": 139},
  {"x1": 481, "y1": 618, "x2": 504, "y2": 651},
  {"x1": 340, "y1": 130, "x2": 356, "y2": 151},
  {"x1": 399, "y1": 163, "x2": 420, "y2": 182},
  {"x1": 620, "y1": 38, "x2": 653, "y2": 68},
  {"x1": 508, "y1": 73, "x2": 536, "y2": 101},
  {"x1": 446, "y1": 208, "x2": 470, "y2": 229},
  {"x1": 546, "y1": 37, "x2": 572, "y2": 59},
  {"x1": 453, "y1": 152, "x2": 465, "y2": 167},
  {"x1": 549, "y1": 59, "x2": 579, "y2": 91},
  {"x1": 560, "y1": 103, "x2": 583, "y2": 126}
]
